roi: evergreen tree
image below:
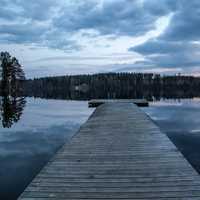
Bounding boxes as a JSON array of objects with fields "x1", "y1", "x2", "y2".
[{"x1": 0, "y1": 52, "x2": 25, "y2": 95}]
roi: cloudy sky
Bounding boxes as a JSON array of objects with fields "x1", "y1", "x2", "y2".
[{"x1": 0, "y1": 0, "x2": 200, "y2": 78}]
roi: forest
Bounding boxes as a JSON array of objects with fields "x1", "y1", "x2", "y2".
[{"x1": 23, "y1": 73, "x2": 200, "y2": 100}]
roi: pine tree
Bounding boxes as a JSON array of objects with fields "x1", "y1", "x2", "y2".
[{"x1": 0, "y1": 52, "x2": 25, "y2": 95}]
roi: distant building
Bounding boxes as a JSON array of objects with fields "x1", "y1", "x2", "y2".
[{"x1": 74, "y1": 83, "x2": 89, "y2": 93}]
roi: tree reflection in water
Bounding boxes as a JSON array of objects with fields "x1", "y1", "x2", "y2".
[{"x1": 0, "y1": 95, "x2": 26, "y2": 128}]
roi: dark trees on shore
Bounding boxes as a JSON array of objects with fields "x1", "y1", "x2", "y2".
[
  {"x1": 0, "y1": 52, "x2": 25, "y2": 96},
  {"x1": 23, "y1": 73, "x2": 200, "y2": 100}
]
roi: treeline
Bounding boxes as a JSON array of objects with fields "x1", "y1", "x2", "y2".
[{"x1": 23, "y1": 73, "x2": 200, "y2": 100}]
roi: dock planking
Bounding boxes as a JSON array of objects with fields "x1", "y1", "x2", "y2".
[
  {"x1": 19, "y1": 102, "x2": 200, "y2": 199},
  {"x1": 88, "y1": 99, "x2": 149, "y2": 107}
]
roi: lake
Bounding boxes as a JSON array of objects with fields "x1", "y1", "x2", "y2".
[
  {"x1": 0, "y1": 97, "x2": 94, "y2": 200},
  {"x1": 1, "y1": 97, "x2": 200, "y2": 200}
]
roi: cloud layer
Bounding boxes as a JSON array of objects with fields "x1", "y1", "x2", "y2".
[
  {"x1": 0, "y1": 0, "x2": 172, "y2": 49},
  {"x1": 0, "y1": 0, "x2": 200, "y2": 77},
  {"x1": 129, "y1": 0, "x2": 200, "y2": 74}
]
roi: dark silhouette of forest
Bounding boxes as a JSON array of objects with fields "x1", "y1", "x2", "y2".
[
  {"x1": 23, "y1": 73, "x2": 200, "y2": 101},
  {"x1": 0, "y1": 52, "x2": 26, "y2": 128}
]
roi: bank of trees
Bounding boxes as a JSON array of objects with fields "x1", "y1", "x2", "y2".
[
  {"x1": 23, "y1": 73, "x2": 200, "y2": 100},
  {"x1": 0, "y1": 52, "x2": 25, "y2": 96}
]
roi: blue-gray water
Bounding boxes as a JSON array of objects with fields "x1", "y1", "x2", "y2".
[
  {"x1": 143, "y1": 99, "x2": 200, "y2": 173},
  {"x1": 1, "y1": 98, "x2": 200, "y2": 200},
  {"x1": 0, "y1": 98, "x2": 94, "y2": 200}
]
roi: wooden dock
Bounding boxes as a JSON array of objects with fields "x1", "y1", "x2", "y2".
[
  {"x1": 19, "y1": 102, "x2": 200, "y2": 199},
  {"x1": 88, "y1": 99, "x2": 149, "y2": 107}
]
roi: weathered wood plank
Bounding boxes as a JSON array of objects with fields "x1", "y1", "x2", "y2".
[{"x1": 18, "y1": 102, "x2": 200, "y2": 199}]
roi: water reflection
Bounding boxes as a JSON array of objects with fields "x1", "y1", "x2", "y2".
[
  {"x1": 142, "y1": 99, "x2": 200, "y2": 173},
  {"x1": 0, "y1": 98, "x2": 94, "y2": 200},
  {"x1": 0, "y1": 95, "x2": 26, "y2": 128}
]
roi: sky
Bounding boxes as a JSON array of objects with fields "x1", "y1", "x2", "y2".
[{"x1": 0, "y1": 0, "x2": 200, "y2": 78}]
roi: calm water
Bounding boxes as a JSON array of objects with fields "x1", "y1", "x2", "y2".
[
  {"x1": 0, "y1": 97, "x2": 94, "y2": 200},
  {"x1": 143, "y1": 99, "x2": 200, "y2": 172},
  {"x1": 1, "y1": 97, "x2": 200, "y2": 199}
]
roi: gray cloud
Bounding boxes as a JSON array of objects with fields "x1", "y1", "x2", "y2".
[
  {"x1": 0, "y1": 23, "x2": 47, "y2": 43},
  {"x1": 18, "y1": 0, "x2": 57, "y2": 21},
  {"x1": 130, "y1": 40, "x2": 200, "y2": 55},
  {"x1": 0, "y1": 6, "x2": 19, "y2": 21},
  {"x1": 160, "y1": 0, "x2": 200, "y2": 41},
  {"x1": 128, "y1": 0, "x2": 200, "y2": 73},
  {"x1": 0, "y1": 0, "x2": 78, "y2": 51},
  {"x1": 54, "y1": 0, "x2": 174, "y2": 36},
  {"x1": 130, "y1": 39, "x2": 200, "y2": 71},
  {"x1": 0, "y1": 0, "x2": 175, "y2": 57},
  {"x1": 0, "y1": 0, "x2": 176, "y2": 49},
  {"x1": 143, "y1": 0, "x2": 179, "y2": 16},
  {"x1": 0, "y1": 0, "x2": 57, "y2": 22}
]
